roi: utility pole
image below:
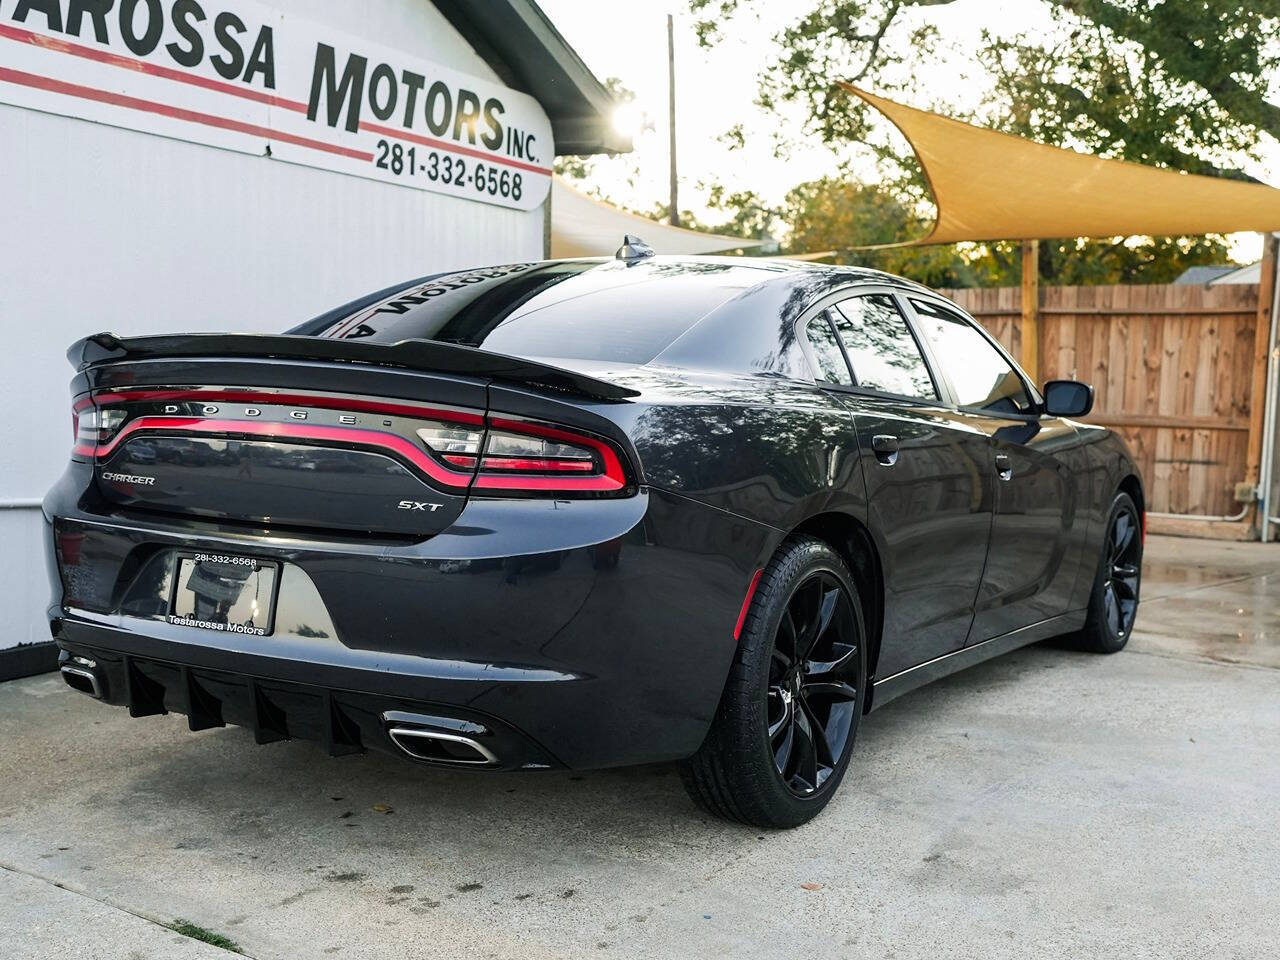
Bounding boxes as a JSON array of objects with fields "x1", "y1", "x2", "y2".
[{"x1": 667, "y1": 13, "x2": 679, "y2": 227}]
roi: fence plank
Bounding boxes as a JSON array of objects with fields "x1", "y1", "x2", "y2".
[{"x1": 937, "y1": 281, "x2": 1261, "y2": 518}]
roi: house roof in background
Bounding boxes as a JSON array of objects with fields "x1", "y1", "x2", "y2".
[
  {"x1": 1175, "y1": 262, "x2": 1261, "y2": 285},
  {"x1": 1175, "y1": 266, "x2": 1238, "y2": 285},
  {"x1": 432, "y1": 0, "x2": 631, "y2": 156}
]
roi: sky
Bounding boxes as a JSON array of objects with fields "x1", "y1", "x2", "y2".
[{"x1": 538, "y1": 0, "x2": 1275, "y2": 263}]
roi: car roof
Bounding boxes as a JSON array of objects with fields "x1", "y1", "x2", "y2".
[{"x1": 292, "y1": 254, "x2": 940, "y2": 379}]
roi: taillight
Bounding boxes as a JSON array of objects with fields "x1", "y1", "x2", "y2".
[
  {"x1": 69, "y1": 390, "x2": 632, "y2": 497},
  {"x1": 415, "y1": 420, "x2": 485, "y2": 468},
  {"x1": 72, "y1": 406, "x2": 125, "y2": 457},
  {"x1": 417, "y1": 416, "x2": 628, "y2": 494}
]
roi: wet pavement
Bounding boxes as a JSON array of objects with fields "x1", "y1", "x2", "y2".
[
  {"x1": 1132, "y1": 536, "x2": 1280, "y2": 669},
  {"x1": 1, "y1": 534, "x2": 1277, "y2": 959}
]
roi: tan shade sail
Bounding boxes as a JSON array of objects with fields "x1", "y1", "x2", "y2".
[
  {"x1": 551, "y1": 176, "x2": 763, "y2": 258},
  {"x1": 841, "y1": 84, "x2": 1280, "y2": 244}
]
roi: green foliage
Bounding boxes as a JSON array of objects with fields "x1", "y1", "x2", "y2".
[
  {"x1": 689, "y1": 0, "x2": 1275, "y2": 283},
  {"x1": 170, "y1": 920, "x2": 242, "y2": 953},
  {"x1": 782, "y1": 177, "x2": 985, "y2": 286}
]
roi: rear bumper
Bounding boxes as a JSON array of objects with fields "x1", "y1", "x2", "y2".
[
  {"x1": 44, "y1": 475, "x2": 776, "y2": 770},
  {"x1": 53, "y1": 639, "x2": 558, "y2": 770}
]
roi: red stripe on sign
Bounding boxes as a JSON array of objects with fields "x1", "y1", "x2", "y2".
[
  {"x1": 0, "y1": 23, "x2": 309, "y2": 113},
  {"x1": 0, "y1": 66, "x2": 373, "y2": 162},
  {"x1": 359, "y1": 118, "x2": 553, "y2": 176}
]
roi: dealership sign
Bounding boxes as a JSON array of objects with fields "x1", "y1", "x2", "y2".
[{"x1": 0, "y1": 0, "x2": 554, "y2": 209}]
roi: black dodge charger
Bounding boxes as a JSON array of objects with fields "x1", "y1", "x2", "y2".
[{"x1": 46, "y1": 243, "x2": 1144, "y2": 828}]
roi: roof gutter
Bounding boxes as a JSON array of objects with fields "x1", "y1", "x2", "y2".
[{"x1": 432, "y1": 0, "x2": 632, "y2": 156}]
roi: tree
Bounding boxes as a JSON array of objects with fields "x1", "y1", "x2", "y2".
[
  {"x1": 690, "y1": 0, "x2": 1275, "y2": 280},
  {"x1": 783, "y1": 177, "x2": 991, "y2": 286}
]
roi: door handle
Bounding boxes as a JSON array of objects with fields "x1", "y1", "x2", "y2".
[
  {"x1": 872, "y1": 434, "x2": 899, "y2": 466},
  {"x1": 994, "y1": 453, "x2": 1013, "y2": 481}
]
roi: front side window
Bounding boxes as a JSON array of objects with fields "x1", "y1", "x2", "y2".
[
  {"x1": 910, "y1": 299, "x2": 1033, "y2": 415},
  {"x1": 830, "y1": 295, "x2": 937, "y2": 399}
]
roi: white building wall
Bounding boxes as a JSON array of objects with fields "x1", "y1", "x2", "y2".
[{"x1": 0, "y1": 1, "x2": 547, "y2": 651}]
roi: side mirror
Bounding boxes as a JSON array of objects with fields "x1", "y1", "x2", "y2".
[{"x1": 1042, "y1": 380, "x2": 1094, "y2": 418}]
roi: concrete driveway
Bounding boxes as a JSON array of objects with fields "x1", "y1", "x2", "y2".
[{"x1": 2, "y1": 535, "x2": 1277, "y2": 960}]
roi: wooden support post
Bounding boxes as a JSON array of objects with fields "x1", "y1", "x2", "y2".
[
  {"x1": 1020, "y1": 239, "x2": 1040, "y2": 383},
  {"x1": 1244, "y1": 233, "x2": 1279, "y2": 520},
  {"x1": 667, "y1": 13, "x2": 679, "y2": 228}
]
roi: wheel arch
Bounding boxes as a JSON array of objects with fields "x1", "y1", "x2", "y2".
[
  {"x1": 789, "y1": 511, "x2": 885, "y2": 711},
  {"x1": 1118, "y1": 473, "x2": 1145, "y2": 523}
]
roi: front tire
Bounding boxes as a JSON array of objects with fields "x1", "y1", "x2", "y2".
[
  {"x1": 1071, "y1": 491, "x2": 1143, "y2": 653},
  {"x1": 682, "y1": 536, "x2": 867, "y2": 829}
]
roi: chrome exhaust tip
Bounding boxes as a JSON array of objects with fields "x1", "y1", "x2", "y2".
[
  {"x1": 382, "y1": 711, "x2": 498, "y2": 766},
  {"x1": 60, "y1": 659, "x2": 103, "y2": 699}
]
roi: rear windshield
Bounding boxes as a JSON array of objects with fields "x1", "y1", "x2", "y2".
[{"x1": 310, "y1": 259, "x2": 770, "y2": 365}]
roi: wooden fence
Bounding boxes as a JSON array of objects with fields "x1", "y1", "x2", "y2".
[{"x1": 936, "y1": 282, "x2": 1263, "y2": 521}]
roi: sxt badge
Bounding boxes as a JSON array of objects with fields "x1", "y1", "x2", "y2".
[{"x1": 397, "y1": 500, "x2": 442, "y2": 512}]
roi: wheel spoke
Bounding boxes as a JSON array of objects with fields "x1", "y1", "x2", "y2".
[
  {"x1": 767, "y1": 691, "x2": 792, "y2": 743},
  {"x1": 791, "y1": 704, "x2": 819, "y2": 792},
  {"x1": 1112, "y1": 575, "x2": 1137, "y2": 601},
  {"x1": 778, "y1": 609, "x2": 800, "y2": 662},
  {"x1": 803, "y1": 679, "x2": 858, "y2": 703},
  {"x1": 789, "y1": 579, "x2": 823, "y2": 661},
  {"x1": 1111, "y1": 513, "x2": 1135, "y2": 563},
  {"x1": 1104, "y1": 584, "x2": 1121, "y2": 634},
  {"x1": 773, "y1": 714, "x2": 795, "y2": 777},
  {"x1": 815, "y1": 586, "x2": 839, "y2": 639},
  {"x1": 806, "y1": 641, "x2": 857, "y2": 678},
  {"x1": 798, "y1": 694, "x2": 836, "y2": 768}
]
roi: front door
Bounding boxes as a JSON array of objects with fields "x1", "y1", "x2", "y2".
[{"x1": 905, "y1": 297, "x2": 1081, "y2": 643}]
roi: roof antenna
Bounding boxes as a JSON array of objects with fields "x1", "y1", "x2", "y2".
[{"x1": 616, "y1": 234, "x2": 655, "y2": 262}]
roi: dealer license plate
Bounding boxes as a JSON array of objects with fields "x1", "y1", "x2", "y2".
[{"x1": 168, "y1": 553, "x2": 278, "y2": 636}]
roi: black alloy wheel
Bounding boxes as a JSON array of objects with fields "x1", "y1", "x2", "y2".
[
  {"x1": 682, "y1": 536, "x2": 867, "y2": 829},
  {"x1": 1102, "y1": 501, "x2": 1142, "y2": 642},
  {"x1": 767, "y1": 571, "x2": 860, "y2": 796},
  {"x1": 1072, "y1": 491, "x2": 1143, "y2": 653}
]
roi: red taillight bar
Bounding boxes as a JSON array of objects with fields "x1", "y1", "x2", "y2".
[
  {"x1": 82, "y1": 388, "x2": 484, "y2": 425},
  {"x1": 92, "y1": 417, "x2": 475, "y2": 487},
  {"x1": 73, "y1": 390, "x2": 632, "y2": 496}
]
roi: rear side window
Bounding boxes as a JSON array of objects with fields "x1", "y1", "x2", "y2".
[
  {"x1": 803, "y1": 312, "x2": 853, "y2": 385},
  {"x1": 830, "y1": 295, "x2": 937, "y2": 399},
  {"x1": 910, "y1": 299, "x2": 1033, "y2": 415}
]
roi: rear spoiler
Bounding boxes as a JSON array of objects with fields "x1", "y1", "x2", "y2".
[{"x1": 67, "y1": 332, "x2": 640, "y2": 402}]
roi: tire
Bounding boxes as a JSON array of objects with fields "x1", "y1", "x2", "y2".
[
  {"x1": 681, "y1": 536, "x2": 867, "y2": 829},
  {"x1": 1070, "y1": 491, "x2": 1143, "y2": 653}
]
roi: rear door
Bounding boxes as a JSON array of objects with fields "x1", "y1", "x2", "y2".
[
  {"x1": 802, "y1": 291, "x2": 995, "y2": 679},
  {"x1": 905, "y1": 296, "x2": 1081, "y2": 643}
]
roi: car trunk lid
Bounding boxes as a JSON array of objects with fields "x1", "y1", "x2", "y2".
[{"x1": 68, "y1": 334, "x2": 637, "y2": 538}]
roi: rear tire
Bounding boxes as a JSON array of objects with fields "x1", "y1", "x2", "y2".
[
  {"x1": 681, "y1": 536, "x2": 867, "y2": 829},
  {"x1": 1070, "y1": 491, "x2": 1143, "y2": 653}
]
